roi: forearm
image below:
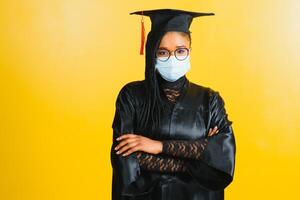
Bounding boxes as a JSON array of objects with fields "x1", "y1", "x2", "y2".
[
  {"x1": 161, "y1": 138, "x2": 209, "y2": 160},
  {"x1": 136, "y1": 151, "x2": 187, "y2": 173}
]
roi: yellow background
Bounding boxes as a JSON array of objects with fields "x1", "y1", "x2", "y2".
[{"x1": 1, "y1": 0, "x2": 300, "y2": 199}]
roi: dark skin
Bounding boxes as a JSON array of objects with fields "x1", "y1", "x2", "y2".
[{"x1": 114, "y1": 31, "x2": 219, "y2": 157}]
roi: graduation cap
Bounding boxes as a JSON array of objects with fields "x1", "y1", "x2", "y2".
[{"x1": 130, "y1": 9, "x2": 215, "y2": 55}]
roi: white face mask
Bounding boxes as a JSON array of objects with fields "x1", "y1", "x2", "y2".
[{"x1": 155, "y1": 55, "x2": 191, "y2": 82}]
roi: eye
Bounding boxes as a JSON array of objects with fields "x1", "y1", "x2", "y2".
[
  {"x1": 156, "y1": 49, "x2": 169, "y2": 57},
  {"x1": 157, "y1": 51, "x2": 166, "y2": 56},
  {"x1": 176, "y1": 48, "x2": 187, "y2": 55},
  {"x1": 178, "y1": 49, "x2": 184, "y2": 54}
]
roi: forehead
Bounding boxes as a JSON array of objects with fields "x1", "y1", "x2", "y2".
[
  {"x1": 159, "y1": 31, "x2": 190, "y2": 48},
  {"x1": 161, "y1": 31, "x2": 189, "y2": 40}
]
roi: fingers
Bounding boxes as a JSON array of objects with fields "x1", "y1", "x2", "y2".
[
  {"x1": 115, "y1": 138, "x2": 137, "y2": 150},
  {"x1": 208, "y1": 126, "x2": 219, "y2": 137},
  {"x1": 114, "y1": 133, "x2": 140, "y2": 156},
  {"x1": 122, "y1": 146, "x2": 140, "y2": 157},
  {"x1": 115, "y1": 138, "x2": 136, "y2": 151},
  {"x1": 116, "y1": 142, "x2": 139, "y2": 156},
  {"x1": 116, "y1": 133, "x2": 136, "y2": 141}
]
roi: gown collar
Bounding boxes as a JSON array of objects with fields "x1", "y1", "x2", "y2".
[{"x1": 156, "y1": 70, "x2": 190, "y2": 104}]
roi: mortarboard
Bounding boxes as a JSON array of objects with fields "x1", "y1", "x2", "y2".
[{"x1": 130, "y1": 9, "x2": 215, "y2": 55}]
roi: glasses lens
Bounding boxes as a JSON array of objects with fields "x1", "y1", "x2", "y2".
[
  {"x1": 156, "y1": 49, "x2": 169, "y2": 61},
  {"x1": 175, "y1": 48, "x2": 189, "y2": 61}
]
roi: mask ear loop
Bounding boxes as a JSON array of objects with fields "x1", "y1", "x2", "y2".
[{"x1": 139, "y1": 10, "x2": 145, "y2": 55}]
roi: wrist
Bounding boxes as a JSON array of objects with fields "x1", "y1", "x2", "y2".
[{"x1": 156, "y1": 141, "x2": 163, "y2": 154}]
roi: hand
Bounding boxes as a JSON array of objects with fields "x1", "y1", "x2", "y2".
[
  {"x1": 114, "y1": 126, "x2": 219, "y2": 157},
  {"x1": 114, "y1": 133, "x2": 162, "y2": 157},
  {"x1": 208, "y1": 126, "x2": 219, "y2": 136}
]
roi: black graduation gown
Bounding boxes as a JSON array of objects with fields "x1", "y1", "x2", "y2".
[{"x1": 110, "y1": 77, "x2": 236, "y2": 200}]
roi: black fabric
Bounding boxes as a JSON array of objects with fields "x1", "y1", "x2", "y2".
[
  {"x1": 136, "y1": 151, "x2": 188, "y2": 173},
  {"x1": 157, "y1": 71, "x2": 187, "y2": 108},
  {"x1": 135, "y1": 72, "x2": 210, "y2": 173},
  {"x1": 131, "y1": 9, "x2": 215, "y2": 137},
  {"x1": 161, "y1": 138, "x2": 208, "y2": 160},
  {"x1": 110, "y1": 78, "x2": 236, "y2": 200},
  {"x1": 111, "y1": 8, "x2": 235, "y2": 200},
  {"x1": 130, "y1": 9, "x2": 214, "y2": 33}
]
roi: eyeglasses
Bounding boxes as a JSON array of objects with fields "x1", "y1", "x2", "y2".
[{"x1": 155, "y1": 47, "x2": 191, "y2": 62}]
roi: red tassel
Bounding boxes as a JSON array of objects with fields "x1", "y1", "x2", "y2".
[{"x1": 139, "y1": 12, "x2": 145, "y2": 55}]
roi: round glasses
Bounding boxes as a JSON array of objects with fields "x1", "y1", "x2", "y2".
[{"x1": 156, "y1": 47, "x2": 191, "y2": 62}]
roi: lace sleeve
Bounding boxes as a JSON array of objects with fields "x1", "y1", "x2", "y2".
[
  {"x1": 136, "y1": 152, "x2": 187, "y2": 172},
  {"x1": 135, "y1": 138, "x2": 208, "y2": 173},
  {"x1": 135, "y1": 83, "x2": 209, "y2": 172},
  {"x1": 161, "y1": 138, "x2": 209, "y2": 160},
  {"x1": 160, "y1": 87, "x2": 209, "y2": 160}
]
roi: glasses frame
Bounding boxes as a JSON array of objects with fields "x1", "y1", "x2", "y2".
[{"x1": 155, "y1": 47, "x2": 192, "y2": 62}]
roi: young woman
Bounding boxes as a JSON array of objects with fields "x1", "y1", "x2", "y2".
[{"x1": 110, "y1": 9, "x2": 236, "y2": 200}]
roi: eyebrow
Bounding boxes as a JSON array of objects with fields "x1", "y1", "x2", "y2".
[{"x1": 158, "y1": 45, "x2": 187, "y2": 49}]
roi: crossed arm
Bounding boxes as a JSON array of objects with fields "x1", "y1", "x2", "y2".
[
  {"x1": 113, "y1": 126, "x2": 219, "y2": 173},
  {"x1": 112, "y1": 85, "x2": 235, "y2": 192}
]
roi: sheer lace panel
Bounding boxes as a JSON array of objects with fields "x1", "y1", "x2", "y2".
[
  {"x1": 136, "y1": 152, "x2": 187, "y2": 172},
  {"x1": 163, "y1": 88, "x2": 181, "y2": 103},
  {"x1": 161, "y1": 86, "x2": 209, "y2": 159},
  {"x1": 162, "y1": 138, "x2": 208, "y2": 160},
  {"x1": 135, "y1": 75, "x2": 208, "y2": 172}
]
